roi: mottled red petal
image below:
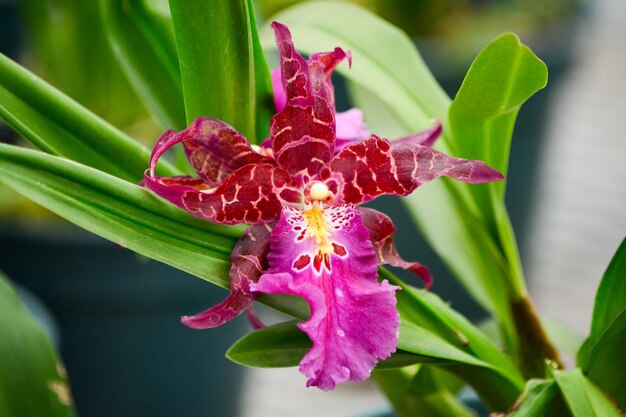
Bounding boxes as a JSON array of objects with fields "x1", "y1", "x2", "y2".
[
  {"x1": 270, "y1": 22, "x2": 341, "y2": 179},
  {"x1": 182, "y1": 223, "x2": 273, "y2": 329},
  {"x1": 327, "y1": 136, "x2": 504, "y2": 205},
  {"x1": 149, "y1": 117, "x2": 271, "y2": 186},
  {"x1": 359, "y1": 207, "x2": 432, "y2": 288},
  {"x1": 394, "y1": 120, "x2": 442, "y2": 148},
  {"x1": 144, "y1": 163, "x2": 299, "y2": 224}
]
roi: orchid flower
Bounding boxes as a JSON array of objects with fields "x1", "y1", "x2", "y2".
[{"x1": 143, "y1": 22, "x2": 503, "y2": 390}]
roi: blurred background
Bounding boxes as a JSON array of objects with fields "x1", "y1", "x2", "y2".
[{"x1": 1, "y1": 0, "x2": 625, "y2": 416}]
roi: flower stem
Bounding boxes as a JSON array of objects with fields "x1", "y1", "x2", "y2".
[{"x1": 510, "y1": 293, "x2": 563, "y2": 377}]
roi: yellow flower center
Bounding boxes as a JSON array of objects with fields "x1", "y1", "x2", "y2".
[{"x1": 303, "y1": 203, "x2": 334, "y2": 255}]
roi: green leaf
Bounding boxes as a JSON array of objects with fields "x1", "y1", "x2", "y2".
[
  {"x1": 448, "y1": 33, "x2": 548, "y2": 296},
  {"x1": 247, "y1": 0, "x2": 274, "y2": 143},
  {"x1": 226, "y1": 320, "x2": 430, "y2": 369},
  {"x1": 0, "y1": 53, "x2": 178, "y2": 183},
  {"x1": 0, "y1": 273, "x2": 75, "y2": 417},
  {"x1": 584, "y1": 376, "x2": 624, "y2": 417},
  {"x1": 100, "y1": 0, "x2": 186, "y2": 130},
  {"x1": 398, "y1": 321, "x2": 496, "y2": 368},
  {"x1": 169, "y1": 0, "x2": 256, "y2": 139},
  {"x1": 553, "y1": 368, "x2": 622, "y2": 417},
  {"x1": 382, "y1": 269, "x2": 524, "y2": 410},
  {"x1": 0, "y1": 144, "x2": 308, "y2": 319},
  {"x1": 0, "y1": 143, "x2": 236, "y2": 283},
  {"x1": 508, "y1": 379, "x2": 558, "y2": 417},
  {"x1": 226, "y1": 321, "x2": 309, "y2": 368},
  {"x1": 581, "y1": 308, "x2": 626, "y2": 411},
  {"x1": 579, "y1": 237, "x2": 626, "y2": 364}
]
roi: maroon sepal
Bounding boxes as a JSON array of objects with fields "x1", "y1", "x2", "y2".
[
  {"x1": 181, "y1": 223, "x2": 273, "y2": 329},
  {"x1": 269, "y1": 22, "x2": 344, "y2": 179},
  {"x1": 325, "y1": 136, "x2": 504, "y2": 205},
  {"x1": 359, "y1": 207, "x2": 432, "y2": 288},
  {"x1": 150, "y1": 117, "x2": 272, "y2": 186},
  {"x1": 144, "y1": 163, "x2": 299, "y2": 225}
]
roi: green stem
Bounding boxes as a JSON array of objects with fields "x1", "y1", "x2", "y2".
[{"x1": 510, "y1": 294, "x2": 563, "y2": 378}]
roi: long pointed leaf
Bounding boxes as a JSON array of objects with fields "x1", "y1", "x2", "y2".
[
  {"x1": 0, "y1": 143, "x2": 236, "y2": 283},
  {"x1": 578, "y1": 236, "x2": 626, "y2": 364},
  {"x1": 553, "y1": 368, "x2": 622, "y2": 417},
  {"x1": 247, "y1": 0, "x2": 274, "y2": 143},
  {"x1": 0, "y1": 53, "x2": 177, "y2": 182},
  {"x1": 169, "y1": 0, "x2": 256, "y2": 139},
  {"x1": 0, "y1": 144, "x2": 308, "y2": 319}
]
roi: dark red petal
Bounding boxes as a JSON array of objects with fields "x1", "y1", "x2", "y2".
[
  {"x1": 181, "y1": 223, "x2": 273, "y2": 329},
  {"x1": 359, "y1": 207, "x2": 432, "y2": 288},
  {"x1": 308, "y1": 47, "x2": 350, "y2": 109},
  {"x1": 150, "y1": 117, "x2": 272, "y2": 186},
  {"x1": 329, "y1": 136, "x2": 504, "y2": 205},
  {"x1": 144, "y1": 163, "x2": 299, "y2": 225},
  {"x1": 270, "y1": 22, "x2": 341, "y2": 178},
  {"x1": 394, "y1": 120, "x2": 442, "y2": 148}
]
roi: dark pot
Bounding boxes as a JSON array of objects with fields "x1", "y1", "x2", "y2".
[{"x1": 0, "y1": 223, "x2": 246, "y2": 417}]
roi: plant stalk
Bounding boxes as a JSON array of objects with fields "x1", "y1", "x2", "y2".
[{"x1": 510, "y1": 293, "x2": 563, "y2": 378}]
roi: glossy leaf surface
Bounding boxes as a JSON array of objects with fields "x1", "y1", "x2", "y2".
[
  {"x1": 0, "y1": 144, "x2": 308, "y2": 319},
  {"x1": 169, "y1": 0, "x2": 256, "y2": 139},
  {"x1": 226, "y1": 320, "x2": 426, "y2": 369},
  {"x1": 553, "y1": 368, "x2": 622, "y2": 417},
  {"x1": 0, "y1": 274, "x2": 75, "y2": 417},
  {"x1": 0, "y1": 53, "x2": 177, "y2": 183}
]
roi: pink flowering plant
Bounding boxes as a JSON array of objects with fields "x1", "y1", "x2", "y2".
[{"x1": 0, "y1": 1, "x2": 623, "y2": 417}]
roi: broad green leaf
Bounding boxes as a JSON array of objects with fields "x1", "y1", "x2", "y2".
[
  {"x1": 579, "y1": 237, "x2": 626, "y2": 364},
  {"x1": 100, "y1": 0, "x2": 186, "y2": 130},
  {"x1": 0, "y1": 53, "x2": 178, "y2": 183},
  {"x1": 584, "y1": 376, "x2": 624, "y2": 417},
  {"x1": 553, "y1": 368, "x2": 622, "y2": 417},
  {"x1": 449, "y1": 33, "x2": 547, "y2": 192},
  {"x1": 226, "y1": 321, "x2": 309, "y2": 368},
  {"x1": 247, "y1": 0, "x2": 274, "y2": 143},
  {"x1": 448, "y1": 33, "x2": 548, "y2": 296},
  {"x1": 581, "y1": 308, "x2": 626, "y2": 410},
  {"x1": 0, "y1": 273, "x2": 75, "y2": 417},
  {"x1": 226, "y1": 320, "x2": 435, "y2": 370},
  {"x1": 508, "y1": 379, "x2": 558, "y2": 417},
  {"x1": 169, "y1": 0, "x2": 256, "y2": 139},
  {"x1": 0, "y1": 144, "x2": 308, "y2": 319}
]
